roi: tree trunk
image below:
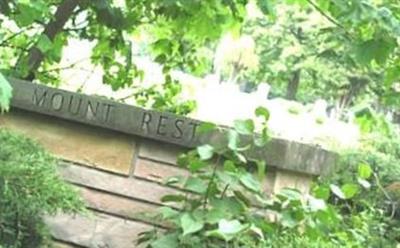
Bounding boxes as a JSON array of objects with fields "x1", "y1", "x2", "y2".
[
  {"x1": 286, "y1": 69, "x2": 300, "y2": 100},
  {"x1": 23, "y1": 0, "x2": 80, "y2": 80},
  {"x1": 335, "y1": 76, "x2": 369, "y2": 119}
]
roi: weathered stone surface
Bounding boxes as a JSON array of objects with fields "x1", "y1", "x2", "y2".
[
  {"x1": 261, "y1": 168, "x2": 277, "y2": 196},
  {"x1": 78, "y1": 186, "x2": 159, "y2": 221},
  {"x1": 53, "y1": 241, "x2": 78, "y2": 248},
  {"x1": 138, "y1": 139, "x2": 186, "y2": 165},
  {"x1": 9, "y1": 78, "x2": 201, "y2": 147},
  {"x1": 0, "y1": 109, "x2": 135, "y2": 175},
  {"x1": 45, "y1": 213, "x2": 151, "y2": 248},
  {"x1": 134, "y1": 158, "x2": 188, "y2": 183},
  {"x1": 246, "y1": 139, "x2": 337, "y2": 176},
  {"x1": 272, "y1": 170, "x2": 313, "y2": 194},
  {"x1": 7, "y1": 78, "x2": 337, "y2": 176},
  {"x1": 59, "y1": 163, "x2": 179, "y2": 205}
]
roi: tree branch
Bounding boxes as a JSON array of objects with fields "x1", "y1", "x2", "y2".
[
  {"x1": 39, "y1": 58, "x2": 88, "y2": 73},
  {"x1": 0, "y1": 29, "x2": 27, "y2": 47},
  {"x1": 306, "y1": 0, "x2": 353, "y2": 38},
  {"x1": 23, "y1": 0, "x2": 81, "y2": 80}
]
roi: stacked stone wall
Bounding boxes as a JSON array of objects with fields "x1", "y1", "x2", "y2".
[{"x1": 0, "y1": 79, "x2": 337, "y2": 247}]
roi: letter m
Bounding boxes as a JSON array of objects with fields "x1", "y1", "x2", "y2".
[{"x1": 32, "y1": 88, "x2": 47, "y2": 106}]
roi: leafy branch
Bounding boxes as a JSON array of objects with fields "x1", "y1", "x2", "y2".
[{"x1": 305, "y1": 0, "x2": 354, "y2": 39}]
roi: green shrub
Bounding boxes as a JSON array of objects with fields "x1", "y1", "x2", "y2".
[
  {"x1": 0, "y1": 129, "x2": 84, "y2": 247},
  {"x1": 137, "y1": 108, "x2": 400, "y2": 248}
]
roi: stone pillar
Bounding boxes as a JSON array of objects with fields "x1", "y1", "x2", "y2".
[{"x1": 1, "y1": 78, "x2": 338, "y2": 247}]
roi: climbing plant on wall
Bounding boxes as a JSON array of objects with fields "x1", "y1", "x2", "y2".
[{"x1": 137, "y1": 109, "x2": 400, "y2": 247}]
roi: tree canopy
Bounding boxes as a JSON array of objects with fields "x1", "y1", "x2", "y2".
[{"x1": 0, "y1": 0, "x2": 400, "y2": 115}]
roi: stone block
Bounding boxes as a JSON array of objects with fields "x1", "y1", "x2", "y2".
[
  {"x1": 59, "y1": 163, "x2": 179, "y2": 205},
  {"x1": 0, "y1": 110, "x2": 135, "y2": 175},
  {"x1": 138, "y1": 139, "x2": 186, "y2": 165},
  {"x1": 78, "y1": 186, "x2": 159, "y2": 222},
  {"x1": 134, "y1": 158, "x2": 188, "y2": 183},
  {"x1": 45, "y1": 213, "x2": 152, "y2": 248},
  {"x1": 272, "y1": 170, "x2": 313, "y2": 194},
  {"x1": 261, "y1": 168, "x2": 277, "y2": 196},
  {"x1": 246, "y1": 139, "x2": 337, "y2": 176}
]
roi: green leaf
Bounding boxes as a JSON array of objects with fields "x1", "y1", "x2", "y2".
[
  {"x1": 316, "y1": 0, "x2": 330, "y2": 11},
  {"x1": 385, "y1": 65, "x2": 400, "y2": 86},
  {"x1": 358, "y1": 163, "x2": 372, "y2": 179},
  {"x1": 207, "y1": 198, "x2": 245, "y2": 224},
  {"x1": 151, "y1": 233, "x2": 179, "y2": 248},
  {"x1": 355, "y1": 38, "x2": 395, "y2": 66},
  {"x1": 184, "y1": 177, "x2": 207, "y2": 194},
  {"x1": 197, "y1": 122, "x2": 217, "y2": 134},
  {"x1": 239, "y1": 173, "x2": 261, "y2": 192},
  {"x1": 14, "y1": 3, "x2": 42, "y2": 27},
  {"x1": 278, "y1": 188, "x2": 302, "y2": 201},
  {"x1": 47, "y1": 33, "x2": 66, "y2": 62},
  {"x1": 197, "y1": 144, "x2": 214, "y2": 160},
  {"x1": 228, "y1": 130, "x2": 239, "y2": 151},
  {"x1": 188, "y1": 160, "x2": 207, "y2": 172},
  {"x1": 357, "y1": 178, "x2": 371, "y2": 189},
  {"x1": 206, "y1": 208, "x2": 227, "y2": 224},
  {"x1": 308, "y1": 196, "x2": 326, "y2": 211},
  {"x1": 212, "y1": 197, "x2": 244, "y2": 216},
  {"x1": 0, "y1": 73, "x2": 12, "y2": 112},
  {"x1": 329, "y1": 184, "x2": 345, "y2": 199},
  {"x1": 233, "y1": 190, "x2": 251, "y2": 207},
  {"x1": 281, "y1": 211, "x2": 298, "y2": 228},
  {"x1": 235, "y1": 143, "x2": 252, "y2": 152},
  {"x1": 36, "y1": 34, "x2": 53, "y2": 53},
  {"x1": 159, "y1": 206, "x2": 179, "y2": 219},
  {"x1": 223, "y1": 160, "x2": 237, "y2": 173},
  {"x1": 312, "y1": 185, "x2": 330, "y2": 200},
  {"x1": 235, "y1": 152, "x2": 247, "y2": 163},
  {"x1": 152, "y1": 38, "x2": 173, "y2": 55},
  {"x1": 257, "y1": 0, "x2": 275, "y2": 16},
  {"x1": 255, "y1": 106, "x2": 270, "y2": 121},
  {"x1": 206, "y1": 219, "x2": 247, "y2": 241},
  {"x1": 233, "y1": 119, "x2": 254, "y2": 135},
  {"x1": 341, "y1": 183, "x2": 359, "y2": 199},
  {"x1": 218, "y1": 219, "x2": 246, "y2": 237},
  {"x1": 177, "y1": 153, "x2": 190, "y2": 167},
  {"x1": 164, "y1": 176, "x2": 182, "y2": 187},
  {"x1": 314, "y1": 206, "x2": 340, "y2": 227},
  {"x1": 180, "y1": 213, "x2": 204, "y2": 236}
]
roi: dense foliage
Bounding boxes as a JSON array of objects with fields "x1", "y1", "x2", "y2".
[
  {"x1": 0, "y1": 129, "x2": 84, "y2": 247},
  {"x1": 1, "y1": 1, "x2": 400, "y2": 116},
  {"x1": 214, "y1": 1, "x2": 400, "y2": 119},
  {"x1": 137, "y1": 109, "x2": 399, "y2": 248},
  {"x1": 0, "y1": 0, "x2": 250, "y2": 86},
  {"x1": 133, "y1": 80, "x2": 196, "y2": 116}
]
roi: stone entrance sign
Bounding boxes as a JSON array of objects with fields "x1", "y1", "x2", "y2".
[
  {"x1": 10, "y1": 78, "x2": 201, "y2": 147},
  {"x1": 8, "y1": 78, "x2": 336, "y2": 175}
]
